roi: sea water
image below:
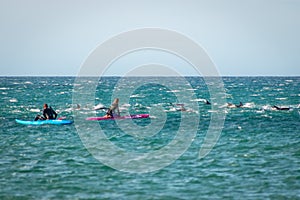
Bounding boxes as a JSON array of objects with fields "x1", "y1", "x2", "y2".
[{"x1": 0, "y1": 76, "x2": 299, "y2": 199}]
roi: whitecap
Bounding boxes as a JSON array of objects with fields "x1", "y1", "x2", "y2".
[
  {"x1": 225, "y1": 93, "x2": 233, "y2": 98},
  {"x1": 227, "y1": 104, "x2": 236, "y2": 108},
  {"x1": 167, "y1": 90, "x2": 180, "y2": 93},
  {"x1": 130, "y1": 94, "x2": 145, "y2": 98},
  {"x1": 190, "y1": 98, "x2": 206, "y2": 102},
  {"x1": 262, "y1": 105, "x2": 272, "y2": 110},
  {"x1": 262, "y1": 114, "x2": 272, "y2": 118},
  {"x1": 243, "y1": 102, "x2": 255, "y2": 108},
  {"x1": 220, "y1": 104, "x2": 228, "y2": 108},
  {"x1": 29, "y1": 109, "x2": 41, "y2": 112},
  {"x1": 119, "y1": 106, "x2": 128, "y2": 112},
  {"x1": 94, "y1": 103, "x2": 105, "y2": 110},
  {"x1": 9, "y1": 98, "x2": 18, "y2": 103},
  {"x1": 275, "y1": 97, "x2": 287, "y2": 101},
  {"x1": 256, "y1": 110, "x2": 264, "y2": 114},
  {"x1": 168, "y1": 107, "x2": 177, "y2": 112},
  {"x1": 64, "y1": 108, "x2": 74, "y2": 112}
]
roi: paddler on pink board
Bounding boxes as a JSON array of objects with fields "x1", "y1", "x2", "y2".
[{"x1": 103, "y1": 98, "x2": 120, "y2": 118}]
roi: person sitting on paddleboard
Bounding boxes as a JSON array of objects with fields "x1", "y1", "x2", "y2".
[
  {"x1": 104, "y1": 98, "x2": 120, "y2": 118},
  {"x1": 34, "y1": 104, "x2": 57, "y2": 121}
]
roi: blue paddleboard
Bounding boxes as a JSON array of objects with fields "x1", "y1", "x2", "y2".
[{"x1": 15, "y1": 119, "x2": 73, "y2": 125}]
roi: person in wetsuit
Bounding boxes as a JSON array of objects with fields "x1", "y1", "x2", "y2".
[
  {"x1": 104, "y1": 98, "x2": 120, "y2": 118},
  {"x1": 175, "y1": 103, "x2": 187, "y2": 111},
  {"x1": 236, "y1": 102, "x2": 243, "y2": 108},
  {"x1": 34, "y1": 104, "x2": 57, "y2": 121},
  {"x1": 272, "y1": 105, "x2": 290, "y2": 111},
  {"x1": 227, "y1": 102, "x2": 243, "y2": 108},
  {"x1": 205, "y1": 99, "x2": 211, "y2": 105}
]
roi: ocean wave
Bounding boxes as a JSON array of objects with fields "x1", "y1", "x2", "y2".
[{"x1": 9, "y1": 98, "x2": 18, "y2": 103}]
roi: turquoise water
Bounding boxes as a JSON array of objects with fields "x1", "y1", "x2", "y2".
[{"x1": 0, "y1": 77, "x2": 299, "y2": 199}]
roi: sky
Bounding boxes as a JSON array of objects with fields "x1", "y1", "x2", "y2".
[{"x1": 0, "y1": 0, "x2": 299, "y2": 76}]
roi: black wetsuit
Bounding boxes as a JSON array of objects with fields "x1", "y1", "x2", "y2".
[
  {"x1": 43, "y1": 107, "x2": 57, "y2": 119},
  {"x1": 35, "y1": 107, "x2": 57, "y2": 121},
  {"x1": 106, "y1": 103, "x2": 120, "y2": 118},
  {"x1": 273, "y1": 105, "x2": 290, "y2": 111}
]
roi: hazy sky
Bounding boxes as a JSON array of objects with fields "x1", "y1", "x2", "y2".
[{"x1": 0, "y1": 0, "x2": 299, "y2": 76}]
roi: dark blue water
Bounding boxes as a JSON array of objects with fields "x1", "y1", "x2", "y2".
[{"x1": 0, "y1": 76, "x2": 299, "y2": 199}]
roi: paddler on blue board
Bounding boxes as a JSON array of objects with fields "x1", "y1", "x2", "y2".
[
  {"x1": 34, "y1": 103, "x2": 57, "y2": 121},
  {"x1": 103, "y1": 98, "x2": 120, "y2": 118}
]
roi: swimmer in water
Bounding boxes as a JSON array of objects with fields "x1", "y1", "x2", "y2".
[
  {"x1": 176, "y1": 104, "x2": 186, "y2": 111},
  {"x1": 236, "y1": 102, "x2": 243, "y2": 108},
  {"x1": 205, "y1": 99, "x2": 211, "y2": 105},
  {"x1": 272, "y1": 105, "x2": 290, "y2": 111},
  {"x1": 169, "y1": 103, "x2": 187, "y2": 112},
  {"x1": 227, "y1": 102, "x2": 243, "y2": 108}
]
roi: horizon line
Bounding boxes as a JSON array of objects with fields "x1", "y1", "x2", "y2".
[{"x1": 0, "y1": 75, "x2": 299, "y2": 77}]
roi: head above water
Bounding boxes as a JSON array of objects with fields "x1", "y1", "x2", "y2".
[{"x1": 43, "y1": 104, "x2": 48, "y2": 108}]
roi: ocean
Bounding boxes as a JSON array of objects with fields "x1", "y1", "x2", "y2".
[{"x1": 0, "y1": 76, "x2": 299, "y2": 199}]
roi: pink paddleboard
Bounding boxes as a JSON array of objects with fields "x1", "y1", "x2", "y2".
[{"x1": 86, "y1": 114, "x2": 150, "y2": 121}]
